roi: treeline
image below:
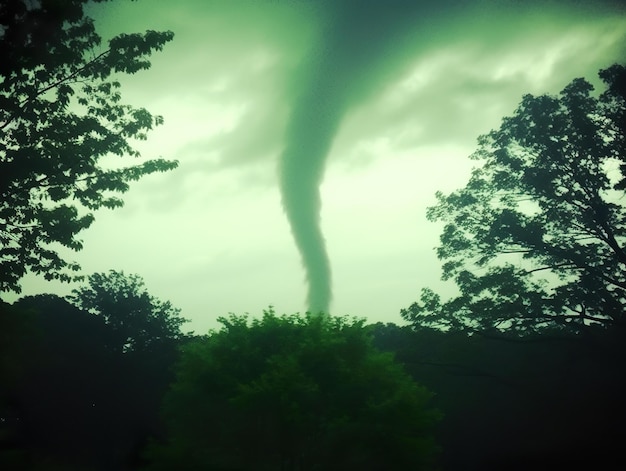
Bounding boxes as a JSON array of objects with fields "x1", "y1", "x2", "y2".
[
  {"x1": 370, "y1": 323, "x2": 626, "y2": 470},
  {"x1": 2, "y1": 292, "x2": 625, "y2": 470}
]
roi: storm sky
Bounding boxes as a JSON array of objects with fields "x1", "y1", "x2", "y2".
[{"x1": 8, "y1": 0, "x2": 626, "y2": 331}]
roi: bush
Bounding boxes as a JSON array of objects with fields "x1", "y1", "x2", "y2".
[{"x1": 145, "y1": 310, "x2": 440, "y2": 471}]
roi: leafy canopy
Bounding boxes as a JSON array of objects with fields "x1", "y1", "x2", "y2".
[
  {"x1": 69, "y1": 270, "x2": 188, "y2": 353},
  {"x1": 147, "y1": 309, "x2": 440, "y2": 471},
  {"x1": 402, "y1": 64, "x2": 626, "y2": 335},
  {"x1": 0, "y1": 0, "x2": 177, "y2": 292}
]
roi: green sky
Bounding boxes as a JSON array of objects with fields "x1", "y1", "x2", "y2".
[{"x1": 10, "y1": 0, "x2": 626, "y2": 331}]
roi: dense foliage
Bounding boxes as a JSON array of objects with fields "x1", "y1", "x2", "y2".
[
  {"x1": 0, "y1": 294, "x2": 184, "y2": 470},
  {"x1": 403, "y1": 64, "x2": 626, "y2": 335},
  {"x1": 146, "y1": 310, "x2": 440, "y2": 471},
  {"x1": 0, "y1": 0, "x2": 177, "y2": 292},
  {"x1": 368, "y1": 322, "x2": 626, "y2": 470}
]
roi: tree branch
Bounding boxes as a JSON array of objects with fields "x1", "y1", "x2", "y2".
[
  {"x1": 32, "y1": 49, "x2": 110, "y2": 100},
  {"x1": 0, "y1": 49, "x2": 111, "y2": 131}
]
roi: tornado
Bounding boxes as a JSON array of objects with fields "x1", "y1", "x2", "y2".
[
  {"x1": 278, "y1": 0, "x2": 430, "y2": 315},
  {"x1": 279, "y1": 67, "x2": 345, "y2": 315}
]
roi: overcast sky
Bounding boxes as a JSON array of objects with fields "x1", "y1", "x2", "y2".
[{"x1": 7, "y1": 0, "x2": 626, "y2": 332}]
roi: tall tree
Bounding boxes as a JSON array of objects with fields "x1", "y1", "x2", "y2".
[
  {"x1": 0, "y1": 0, "x2": 177, "y2": 292},
  {"x1": 403, "y1": 64, "x2": 626, "y2": 335},
  {"x1": 69, "y1": 270, "x2": 188, "y2": 353}
]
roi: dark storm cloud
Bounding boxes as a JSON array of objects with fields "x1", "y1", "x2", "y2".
[{"x1": 335, "y1": 18, "x2": 626, "y2": 161}]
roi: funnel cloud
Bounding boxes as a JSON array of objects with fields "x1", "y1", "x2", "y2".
[
  {"x1": 279, "y1": 82, "x2": 343, "y2": 315},
  {"x1": 278, "y1": 0, "x2": 460, "y2": 315}
]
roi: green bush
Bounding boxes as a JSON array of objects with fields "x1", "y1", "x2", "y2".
[{"x1": 145, "y1": 310, "x2": 440, "y2": 471}]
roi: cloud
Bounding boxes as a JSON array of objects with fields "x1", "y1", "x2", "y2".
[
  {"x1": 328, "y1": 13, "x2": 626, "y2": 172},
  {"x1": 93, "y1": 1, "x2": 626, "y2": 199}
]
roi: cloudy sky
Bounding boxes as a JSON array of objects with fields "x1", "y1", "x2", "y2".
[{"x1": 7, "y1": 0, "x2": 626, "y2": 332}]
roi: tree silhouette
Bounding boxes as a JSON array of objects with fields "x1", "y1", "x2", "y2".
[
  {"x1": 0, "y1": 0, "x2": 177, "y2": 292},
  {"x1": 403, "y1": 64, "x2": 626, "y2": 335},
  {"x1": 369, "y1": 321, "x2": 626, "y2": 470},
  {"x1": 69, "y1": 270, "x2": 188, "y2": 354},
  {"x1": 1, "y1": 295, "x2": 121, "y2": 468},
  {"x1": 1, "y1": 293, "x2": 185, "y2": 469},
  {"x1": 146, "y1": 310, "x2": 440, "y2": 471}
]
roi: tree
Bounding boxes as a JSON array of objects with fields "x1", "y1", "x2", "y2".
[
  {"x1": 69, "y1": 270, "x2": 188, "y2": 353},
  {"x1": 145, "y1": 309, "x2": 440, "y2": 471},
  {"x1": 402, "y1": 64, "x2": 626, "y2": 335},
  {"x1": 368, "y1": 321, "x2": 626, "y2": 470},
  {"x1": 0, "y1": 0, "x2": 177, "y2": 293},
  {"x1": 1, "y1": 295, "x2": 121, "y2": 469},
  {"x1": 1, "y1": 294, "x2": 185, "y2": 469}
]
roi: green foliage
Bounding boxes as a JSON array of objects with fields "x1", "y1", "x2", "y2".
[
  {"x1": 146, "y1": 309, "x2": 440, "y2": 471},
  {"x1": 403, "y1": 64, "x2": 626, "y2": 335},
  {"x1": 0, "y1": 0, "x2": 177, "y2": 292},
  {"x1": 69, "y1": 270, "x2": 188, "y2": 353}
]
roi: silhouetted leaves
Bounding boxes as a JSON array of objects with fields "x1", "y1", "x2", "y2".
[
  {"x1": 69, "y1": 270, "x2": 188, "y2": 354},
  {"x1": 0, "y1": 0, "x2": 177, "y2": 292},
  {"x1": 404, "y1": 64, "x2": 626, "y2": 335}
]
